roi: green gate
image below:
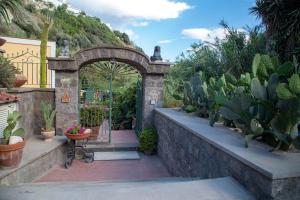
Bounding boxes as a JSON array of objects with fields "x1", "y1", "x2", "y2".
[
  {"x1": 79, "y1": 77, "x2": 109, "y2": 142},
  {"x1": 135, "y1": 80, "x2": 143, "y2": 135}
]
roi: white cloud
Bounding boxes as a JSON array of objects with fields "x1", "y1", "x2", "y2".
[
  {"x1": 124, "y1": 29, "x2": 139, "y2": 40},
  {"x1": 158, "y1": 39, "x2": 172, "y2": 44},
  {"x1": 182, "y1": 28, "x2": 228, "y2": 43},
  {"x1": 132, "y1": 21, "x2": 149, "y2": 27},
  {"x1": 182, "y1": 28, "x2": 247, "y2": 43},
  {"x1": 62, "y1": 0, "x2": 191, "y2": 28}
]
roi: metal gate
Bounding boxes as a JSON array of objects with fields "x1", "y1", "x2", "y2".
[
  {"x1": 135, "y1": 80, "x2": 143, "y2": 135},
  {"x1": 79, "y1": 77, "x2": 109, "y2": 143}
]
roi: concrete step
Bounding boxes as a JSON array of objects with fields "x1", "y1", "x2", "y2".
[
  {"x1": 0, "y1": 177, "x2": 255, "y2": 200},
  {"x1": 86, "y1": 142, "x2": 139, "y2": 152},
  {"x1": 0, "y1": 136, "x2": 67, "y2": 185},
  {"x1": 93, "y1": 151, "x2": 140, "y2": 161}
]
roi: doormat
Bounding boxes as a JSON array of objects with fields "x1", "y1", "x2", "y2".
[{"x1": 94, "y1": 151, "x2": 140, "y2": 161}]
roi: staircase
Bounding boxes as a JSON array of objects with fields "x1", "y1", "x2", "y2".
[{"x1": 0, "y1": 177, "x2": 255, "y2": 200}]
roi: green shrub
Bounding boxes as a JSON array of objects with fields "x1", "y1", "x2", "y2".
[
  {"x1": 139, "y1": 128, "x2": 158, "y2": 154},
  {"x1": 80, "y1": 106, "x2": 105, "y2": 127},
  {"x1": 0, "y1": 56, "x2": 19, "y2": 88}
]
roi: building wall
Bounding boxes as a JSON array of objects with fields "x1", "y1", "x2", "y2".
[{"x1": 1, "y1": 36, "x2": 56, "y2": 88}]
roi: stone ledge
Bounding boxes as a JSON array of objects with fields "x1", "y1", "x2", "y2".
[
  {"x1": 0, "y1": 136, "x2": 67, "y2": 185},
  {"x1": 155, "y1": 108, "x2": 300, "y2": 180},
  {"x1": 0, "y1": 88, "x2": 55, "y2": 93}
]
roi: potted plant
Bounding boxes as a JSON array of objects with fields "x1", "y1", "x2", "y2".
[
  {"x1": 80, "y1": 106, "x2": 104, "y2": 140},
  {"x1": 65, "y1": 125, "x2": 91, "y2": 140},
  {"x1": 41, "y1": 101, "x2": 56, "y2": 141},
  {"x1": 0, "y1": 56, "x2": 20, "y2": 89},
  {"x1": 139, "y1": 128, "x2": 158, "y2": 155},
  {"x1": 0, "y1": 111, "x2": 25, "y2": 169}
]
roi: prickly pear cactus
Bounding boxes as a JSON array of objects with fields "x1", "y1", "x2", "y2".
[
  {"x1": 276, "y1": 83, "x2": 294, "y2": 100},
  {"x1": 250, "y1": 119, "x2": 264, "y2": 134},
  {"x1": 288, "y1": 74, "x2": 300, "y2": 95}
]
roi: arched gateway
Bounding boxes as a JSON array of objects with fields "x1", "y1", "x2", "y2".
[{"x1": 48, "y1": 45, "x2": 170, "y2": 135}]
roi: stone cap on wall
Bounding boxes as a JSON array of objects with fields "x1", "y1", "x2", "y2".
[
  {"x1": 48, "y1": 45, "x2": 170, "y2": 75},
  {"x1": 155, "y1": 108, "x2": 300, "y2": 180}
]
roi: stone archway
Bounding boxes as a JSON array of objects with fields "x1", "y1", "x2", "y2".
[{"x1": 48, "y1": 45, "x2": 170, "y2": 135}]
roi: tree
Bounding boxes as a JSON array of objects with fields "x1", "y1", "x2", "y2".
[
  {"x1": 0, "y1": 0, "x2": 21, "y2": 24},
  {"x1": 39, "y1": 10, "x2": 53, "y2": 88},
  {"x1": 250, "y1": 0, "x2": 300, "y2": 62}
]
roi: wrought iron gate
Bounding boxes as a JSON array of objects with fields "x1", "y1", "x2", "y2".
[
  {"x1": 79, "y1": 78, "x2": 109, "y2": 143},
  {"x1": 135, "y1": 80, "x2": 143, "y2": 135}
]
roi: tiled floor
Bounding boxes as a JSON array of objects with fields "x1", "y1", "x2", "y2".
[
  {"x1": 36, "y1": 154, "x2": 171, "y2": 183},
  {"x1": 36, "y1": 129, "x2": 170, "y2": 183}
]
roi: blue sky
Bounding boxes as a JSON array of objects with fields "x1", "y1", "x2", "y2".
[{"x1": 50, "y1": 0, "x2": 261, "y2": 61}]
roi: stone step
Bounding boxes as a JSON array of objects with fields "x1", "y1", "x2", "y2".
[
  {"x1": 86, "y1": 142, "x2": 139, "y2": 152},
  {"x1": 93, "y1": 151, "x2": 140, "y2": 161},
  {"x1": 0, "y1": 136, "x2": 67, "y2": 185},
  {"x1": 0, "y1": 177, "x2": 255, "y2": 200}
]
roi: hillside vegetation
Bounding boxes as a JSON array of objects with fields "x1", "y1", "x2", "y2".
[{"x1": 0, "y1": 0, "x2": 139, "y2": 55}]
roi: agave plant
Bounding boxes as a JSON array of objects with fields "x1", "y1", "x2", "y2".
[{"x1": 41, "y1": 101, "x2": 56, "y2": 131}]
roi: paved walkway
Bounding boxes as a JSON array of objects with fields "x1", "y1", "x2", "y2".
[
  {"x1": 1, "y1": 177, "x2": 255, "y2": 200},
  {"x1": 36, "y1": 154, "x2": 170, "y2": 183}
]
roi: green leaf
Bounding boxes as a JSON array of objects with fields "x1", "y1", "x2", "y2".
[
  {"x1": 288, "y1": 74, "x2": 300, "y2": 95},
  {"x1": 12, "y1": 128, "x2": 25, "y2": 137},
  {"x1": 276, "y1": 83, "x2": 294, "y2": 100},
  {"x1": 251, "y1": 78, "x2": 267, "y2": 100},
  {"x1": 252, "y1": 54, "x2": 261, "y2": 77},
  {"x1": 245, "y1": 134, "x2": 255, "y2": 148},
  {"x1": 276, "y1": 62, "x2": 294, "y2": 77},
  {"x1": 220, "y1": 107, "x2": 240, "y2": 120}
]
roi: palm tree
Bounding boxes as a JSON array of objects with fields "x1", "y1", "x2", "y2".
[
  {"x1": 0, "y1": 0, "x2": 21, "y2": 24},
  {"x1": 250, "y1": 0, "x2": 300, "y2": 61}
]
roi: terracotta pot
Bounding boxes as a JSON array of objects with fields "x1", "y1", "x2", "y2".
[
  {"x1": 41, "y1": 130, "x2": 55, "y2": 141},
  {"x1": 89, "y1": 126, "x2": 100, "y2": 140},
  {"x1": 14, "y1": 74, "x2": 28, "y2": 87},
  {"x1": 0, "y1": 38, "x2": 6, "y2": 47},
  {"x1": 65, "y1": 132, "x2": 90, "y2": 140},
  {"x1": 0, "y1": 140, "x2": 25, "y2": 169}
]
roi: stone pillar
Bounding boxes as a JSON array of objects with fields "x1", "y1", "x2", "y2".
[
  {"x1": 55, "y1": 71, "x2": 79, "y2": 135},
  {"x1": 142, "y1": 74, "x2": 164, "y2": 128}
]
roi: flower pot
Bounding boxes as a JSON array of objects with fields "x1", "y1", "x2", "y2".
[
  {"x1": 14, "y1": 74, "x2": 28, "y2": 87},
  {"x1": 0, "y1": 139, "x2": 25, "y2": 169},
  {"x1": 89, "y1": 126, "x2": 100, "y2": 140},
  {"x1": 65, "y1": 131, "x2": 90, "y2": 140},
  {"x1": 0, "y1": 38, "x2": 6, "y2": 47},
  {"x1": 41, "y1": 130, "x2": 55, "y2": 141}
]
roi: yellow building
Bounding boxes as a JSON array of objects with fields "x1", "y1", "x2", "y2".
[{"x1": 1, "y1": 36, "x2": 56, "y2": 88}]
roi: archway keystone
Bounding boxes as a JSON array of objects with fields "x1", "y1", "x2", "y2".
[{"x1": 48, "y1": 45, "x2": 170, "y2": 134}]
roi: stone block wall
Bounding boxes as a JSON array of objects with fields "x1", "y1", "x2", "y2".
[
  {"x1": 154, "y1": 108, "x2": 300, "y2": 200},
  {"x1": 54, "y1": 71, "x2": 79, "y2": 135},
  {"x1": 7, "y1": 88, "x2": 55, "y2": 138},
  {"x1": 142, "y1": 75, "x2": 164, "y2": 128}
]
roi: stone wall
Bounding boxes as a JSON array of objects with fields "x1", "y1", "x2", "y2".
[
  {"x1": 7, "y1": 88, "x2": 55, "y2": 138},
  {"x1": 154, "y1": 108, "x2": 300, "y2": 200},
  {"x1": 142, "y1": 75, "x2": 164, "y2": 128},
  {"x1": 54, "y1": 71, "x2": 79, "y2": 135}
]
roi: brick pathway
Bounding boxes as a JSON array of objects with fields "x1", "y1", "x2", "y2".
[{"x1": 36, "y1": 154, "x2": 171, "y2": 183}]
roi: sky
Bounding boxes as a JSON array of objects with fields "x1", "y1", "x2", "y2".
[{"x1": 49, "y1": 0, "x2": 261, "y2": 61}]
